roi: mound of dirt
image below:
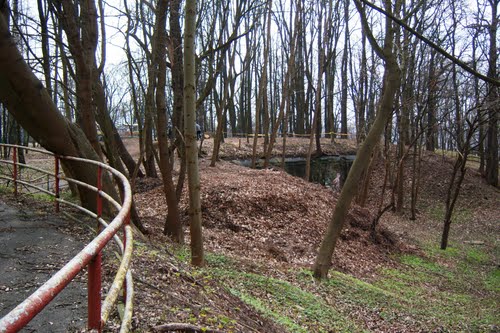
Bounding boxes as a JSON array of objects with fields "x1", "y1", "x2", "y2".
[
  {"x1": 364, "y1": 149, "x2": 499, "y2": 244},
  {"x1": 136, "y1": 158, "x2": 409, "y2": 279}
]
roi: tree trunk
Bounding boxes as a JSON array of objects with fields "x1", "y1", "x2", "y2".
[
  {"x1": 169, "y1": 0, "x2": 187, "y2": 201},
  {"x1": 210, "y1": 72, "x2": 229, "y2": 166},
  {"x1": 441, "y1": 142, "x2": 470, "y2": 249},
  {"x1": 184, "y1": 0, "x2": 204, "y2": 266},
  {"x1": 426, "y1": 51, "x2": 437, "y2": 151},
  {"x1": 357, "y1": 29, "x2": 367, "y2": 143},
  {"x1": 313, "y1": 0, "x2": 401, "y2": 279},
  {"x1": 144, "y1": 88, "x2": 158, "y2": 177},
  {"x1": 149, "y1": 0, "x2": 184, "y2": 243},
  {"x1": 485, "y1": 0, "x2": 498, "y2": 187},
  {"x1": 55, "y1": 0, "x2": 103, "y2": 158},
  {"x1": 264, "y1": 9, "x2": 298, "y2": 168},
  {"x1": 37, "y1": 0, "x2": 52, "y2": 98},
  {"x1": 0, "y1": 8, "x2": 103, "y2": 212},
  {"x1": 305, "y1": 5, "x2": 325, "y2": 180},
  {"x1": 294, "y1": 0, "x2": 305, "y2": 135},
  {"x1": 251, "y1": 1, "x2": 271, "y2": 168},
  {"x1": 339, "y1": 0, "x2": 349, "y2": 139}
]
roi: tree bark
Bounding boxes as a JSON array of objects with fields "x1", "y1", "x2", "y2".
[
  {"x1": 264, "y1": 7, "x2": 298, "y2": 168},
  {"x1": 313, "y1": 0, "x2": 401, "y2": 279},
  {"x1": 149, "y1": 0, "x2": 184, "y2": 243},
  {"x1": 485, "y1": 0, "x2": 498, "y2": 186},
  {"x1": 169, "y1": 0, "x2": 187, "y2": 201},
  {"x1": 339, "y1": 0, "x2": 349, "y2": 139},
  {"x1": 54, "y1": 0, "x2": 103, "y2": 158},
  {"x1": 251, "y1": 1, "x2": 271, "y2": 168},
  {"x1": 184, "y1": 0, "x2": 204, "y2": 266},
  {"x1": 0, "y1": 7, "x2": 103, "y2": 212}
]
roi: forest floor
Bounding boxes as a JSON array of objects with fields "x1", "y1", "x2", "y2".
[
  {"x1": 1, "y1": 136, "x2": 498, "y2": 332},
  {"x1": 125, "y1": 136, "x2": 499, "y2": 333}
]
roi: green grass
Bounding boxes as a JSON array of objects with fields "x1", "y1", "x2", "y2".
[
  {"x1": 427, "y1": 204, "x2": 474, "y2": 225},
  {"x1": 173, "y1": 249, "x2": 363, "y2": 332},
  {"x1": 373, "y1": 247, "x2": 498, "y2": 331},
  {"x1": 466, "y1": 248, "x2": 489, "y2": 264},
  {"x1": 171, "y1": 241, "x2": 499, "y2": 333},
  {"x1": 0, "y1": 183, "x2": 10, "y2": 194},
  {"x1": 217, "y1": 270, "x2": 362, "y2": 333},
  {"x1": 434, "y1": 149, "x2": 492, "y2": 170},
  {"x1": 484, "y1": 268, "x2": 500, "y2": 293}
]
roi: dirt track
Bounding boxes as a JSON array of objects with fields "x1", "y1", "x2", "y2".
[{"x1": 0, "y1": 198, "x2": 87, "y2": 332}]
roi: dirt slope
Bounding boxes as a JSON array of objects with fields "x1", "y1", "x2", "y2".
[{"x1": 129, "y1": 137, "x2": 498, "y2": 332}]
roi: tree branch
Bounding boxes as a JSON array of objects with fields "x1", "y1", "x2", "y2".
[
  {"x1": 358, "y1": 0, "x2": 500, "y2": 86},
  {"x1": 153, "y1": 323, "x2": 224, "y2": 333}
]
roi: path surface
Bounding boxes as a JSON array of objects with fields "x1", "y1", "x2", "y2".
[{"x1": 0, "y1": 198, "x2": 87, "y2": 332}]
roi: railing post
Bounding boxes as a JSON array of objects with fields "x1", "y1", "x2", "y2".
[
  {"x1": 12, "y1": 146, "x2": 18, "y2": 196},
  {"x1": 123, "y1": 211, "x2": 130, "y2": 301},
  {"x1": 88, "y1": 165, "x2": 103, "y2": 331},
  {"x1": 54, "y1": 156, "x2": 60, "y2": 213}
]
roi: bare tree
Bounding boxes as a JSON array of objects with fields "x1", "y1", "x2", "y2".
[
  {"x1": 184, "y1": 0, "x2": 204, "y2": 266},
  {"x1": 484, "y1": 0, "x2": 498, "y2": 186},
  {"x1": 313, "y1": 0, "x2": 401, "y2": 279},
  {"x1": 51, "y1": 0, "x2": 103, "y2": 158},
  {"x1": 0, "y1": 1, "x2": 112, "y2": 213}
]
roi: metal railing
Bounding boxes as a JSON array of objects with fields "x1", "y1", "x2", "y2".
[{"x1": 0, "y1": 144, "x2": 134, "y2": 333}]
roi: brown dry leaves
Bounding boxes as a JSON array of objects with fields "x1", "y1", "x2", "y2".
[{"x1": 135, "y1": 156, "x2": 404, "y2": 280}]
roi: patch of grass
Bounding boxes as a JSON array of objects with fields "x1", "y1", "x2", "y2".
[
  {"x1": 326, "y1": 270, "x2": 399, "y2": 307},
  {"x1": 400, "y1": 254, "x2": 443, "y2": 272},
  {"x1": 229, "y1": 290, "x2": 306, "y2": 332},
  {"x1": 173, "y1": 246, "x2": 190, "y2": 262},
  {"x1": 173, "y1": 247, "x2": 235, "y2": 268},
  {"x1": 428, "y1": 204, "x2": 445, "y2": 221},
  {"x1": 371, "y1": 250, "x2": 499, "y2": 331},
  {"x1": 376, "y1": 275, "x2": 421, "y2": 299},
  {"x1": 427, "y1": 204, "x2": 473, "y2": 225},
  {"x1": 30, "y1": 192, "x2": 54, "y2": 202},
  {"x1": 209, "y1": 268, "x2": 362, "y2": 332},
  {"x1": 484, "y1": 268, "x2": 500, "y2": 292},
  {"x1": 187, "y1": 249, "x2": 498, "y2": 332},
  {"x1": 426, "y1": 244, "x2": 461, "y2": 259},
  {"x1": 205, "y1": 252, "x2": 235, "y2": 267},
  {"x1": 0, "y1": 183, "x2": 11, "y2": 194},
  {"x1": 465, "y1": 248, "x2": 489, "y2": 264}
]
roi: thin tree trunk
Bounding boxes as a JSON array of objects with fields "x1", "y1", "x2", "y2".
[
  {"x1": 264, "y1": 11, "x2": 298, "y2": 169},
  {"x1": 150, "y1": 0, "x2": 184, "y2": 243},
  {"x1": 55, "y1": 0, "x2": 103, "y2": 158},
  {"x1": 184, "y1": 0, "x2": 204, "y2": 265},
  {"x1": 313, "y1": 0, "x2": 401, "y2": 279},
  {"x1": 169, "y1": 0, "x2": 187, "y2": 201},
  {"x1": 37, "y1": 0, "x2": 52, "y2": 98},
  {"x1": 251, "y1": 1, "x2": 271, "y2": 168},
  {"x1": 485, "y1": 0, "x2": 498, "y2": 186},
  {"x1": 0, "y1": 6, "x2": 111, "y2": 213},
  {"x1": 340, "y1": 0, "x2": 349, "y2": 140}
]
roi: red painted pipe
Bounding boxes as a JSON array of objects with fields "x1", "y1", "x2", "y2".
[
  {"x1": 88, "y1": 165, "x2": 103, "y2": 331},
  {"x1": 12, "y1": 146, "x2": 17, "y2": 196},
  {"x1": 54, "y1": 156, "x2": 60, "y2": 213},
  {"x1": 0, "y1": 145, "x2": 134, "y2": 333},
  {"x1": 123, "y1": 212, "x2": 131, "y2": 301},
  {"x1": 87, "y1": 254, "x2": 102, "y2": 331}
]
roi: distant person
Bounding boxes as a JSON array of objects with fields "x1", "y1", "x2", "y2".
[
  {"x1": 196, "y1": 123, "x2": 202, "y2": 140},
  {"x1": 331, "y1": 173, "x2": 341, "y2": 192},
  {"x1": 167, "y1": 122, "x2": 173, "y2": 139}
]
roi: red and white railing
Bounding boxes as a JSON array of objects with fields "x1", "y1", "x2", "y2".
[{"x1": 0, "y1": 144, "x2": 134, "y2": 333}]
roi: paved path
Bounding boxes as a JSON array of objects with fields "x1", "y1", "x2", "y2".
[{"x1": 0, "y1": 198, "x2": 87, "y2": 332}]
